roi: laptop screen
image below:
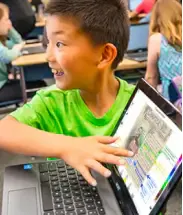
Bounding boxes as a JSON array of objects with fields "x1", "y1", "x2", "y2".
[{"x1": 112, "y1": 82, "x2": 182, "y2": 215}]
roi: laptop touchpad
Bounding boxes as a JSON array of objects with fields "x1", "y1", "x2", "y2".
[{"x1": 8, "y1": 187, "x2": 38, "y2": 215}]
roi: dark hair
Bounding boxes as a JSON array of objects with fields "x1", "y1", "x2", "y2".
[{"x1": 45, "y1": 0, "x2": 129, "y2": 69}]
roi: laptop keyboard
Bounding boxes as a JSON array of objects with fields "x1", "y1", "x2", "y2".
[
  {"x1": 39, "y1": 161, "x2": 106, "y2": 215},
  {"x1": 125, "y1": 51, "x2": 147, "y2": 62}
]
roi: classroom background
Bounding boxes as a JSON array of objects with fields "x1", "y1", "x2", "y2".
[{"x1": 0, "y1": 0, "x2": 182, "y2": 214}]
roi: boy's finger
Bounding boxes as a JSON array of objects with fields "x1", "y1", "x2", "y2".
[
  {"x1": 103, "y1": 145, "x2": 134, "y2": 157},
  {"x1": 96, "y1": 136, "x2": 118, "y2": 144},
  {"x1": 87, "y1": 159, "x2": 111, "y2": 178},
  {"x1": 97, "y1": 153, "x2": 126, "y2": 165},
  {"x1": 78, "y1": 166, "x2": 97, "y2": 187}
]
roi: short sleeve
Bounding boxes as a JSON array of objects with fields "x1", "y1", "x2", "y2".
[{"x1": 10, "y1": 90, "x2": 50, "y2": 130}]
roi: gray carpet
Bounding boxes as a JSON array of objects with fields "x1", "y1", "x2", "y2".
[{"x1": 0, "y1": 150, "x2": 182, "y2": 215}]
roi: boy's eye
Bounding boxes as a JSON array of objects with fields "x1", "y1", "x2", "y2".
[{"x1": 56, "y1": 42, "x2": 64, "y2": 48}]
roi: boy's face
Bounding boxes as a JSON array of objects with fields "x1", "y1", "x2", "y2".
[{"x1": 46, "y1": 15, "x2": 103, "y2": 90}]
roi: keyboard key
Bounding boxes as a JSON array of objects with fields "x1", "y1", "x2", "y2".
[
  {"x1": 72, "y1": 190, "x2": 81, "y2": 196},
  {"x1": 50, "y1": 176, "x2": 58, "y2": 181},
  {"x1": 66, "y1": 212, "x2": 76, "y2": 215},
  {"x1": 40, "y1": 172, "x2": 49, "y2": 183},
  {"x1": 78, "y1": 176, "x2": 85, "y2": 181},
  {"x1": 86, "y1": 203, "x2": 96, "y2": 210},
  {"x1": 95, "y1": 199, "x2": 103, "y2": 207},
  {"x1": 83, "y1": 192, "x2": 92, "y2": 197},
  {"x1": 61, "y1": 182, "x2": 70, "y2": 187},
  {"x1": 55, "y1": 210, "x2": 65, "y2": 215},
  {"x1": 60, "y1": 177, "x2": 68, "y2": 182},
  {"x1": 62, "y1": 187, "x2": 71, "y2": 193},
  {"x1": 44, "y1": 211, "x2": 54, "y2": 215},
  {"x1": 52, "y1": 186, "x2": 60, "y2": 192},
  {"x1": 67, "y1": 170, "x2": 76, "y2": 175},
  {"x1": 50, "y1": 171, "x2": 58, "y2": 176},
  {"x1": 57, "y1": 160, "x2": 65, "y2": 168},
  {"x1": 58, "y1": 167, "x2": 66, "y2": 172},
  {"x1": 63, "y1": 193, "x2": 72, "y2": 199},
  {"x1": 70, "y1": 180, "x2": 78, "y2": 185},
  {"x1": 66, "y1": 165, "x2": 73, "y2": 170},
  {"x1": 52, "y1": 181, "x2": 59, "y2": 186},
  {"x1": 97, "y1": 207, "x2": 105, "y2": 214},
  {"x1": 65, "y1": 205, "x2": 75, "y2": 211},
  {"x1": 55, "y1": 203, "x2": 64, "y2": 210},
  {"x1": 76, "y1": 208, "x2": 86, "y2": 214},
  {"x1": 49, "y1": 163, "x2": 57, "y2": 171},
  {"x1": 75, "y1": 201, "x2": 85, "y2": 208},
  {"x1": 85, "y1": 197, "x2": 93, "y2": 204},
  {"x1": 41, "y1": 183, "x2": 53, "y2": 211},
  {"x1": 93, "y1": 193, "x2": 100, "y2": 199},
  {"x1": 81, "y1": 187, "x2": 90, "y2": 192},
  {"x1": 39, "y1": 163, "x2": 48, "y2": 173},
  {"x1": 54, "y1": 197, "x2": 62, "y2": 203},
  {"x1": 64, "y1": 198, "x2": 73, "y2": 205},
  {"x1": 88, "y1": 211, "x2": 98, "y2": 215},
  {"x1": 68, "y1": 175, "x2": 77, "y2": 180},
  {"x1": 70, "y1": 185, "x2": 80, "y2": 191},
  {"x1": 79, "y1": 181, "x2": 88, "y2": 186},
  {"x1": 73, "y1": 196, "x2": 83, "y2": 202},
  {"x1": 59, "y1": 172, "x2": 67, "y2": 177},
  {"x1": 53, "y1": 191, "x2": 61, "y2": 197},
  {"x1": 91, "y1": 187, "x2": 98, "y2": 193}
]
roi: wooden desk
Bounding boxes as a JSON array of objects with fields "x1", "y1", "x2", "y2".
[
  {"x1": 116, "y1": 59, "x2": 147, "y2": 71},
  {"x1": 35, "y1": 20, "x2": 45, "y2": 28}
]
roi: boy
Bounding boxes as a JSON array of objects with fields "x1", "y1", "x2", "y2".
[{"x1": 0, "y1": 0, "x2": 134, "y2": 186}]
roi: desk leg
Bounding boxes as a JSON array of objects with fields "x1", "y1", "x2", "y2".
[{"x1": 19, "y1": 67, "x2": 27, "y2": 103}]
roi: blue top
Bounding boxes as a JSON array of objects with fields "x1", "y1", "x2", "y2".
[
  {"x1": 158, "y1": 35, "x2": 182, "y2": 100},
  {"x1": 0, "y1": 28, "x2": 23, "y2": 89}
]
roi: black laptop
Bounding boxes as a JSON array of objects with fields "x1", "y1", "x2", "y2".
[
  {"x1": 125, "y1": 23, "x2": 149, "y2": 62},
  {"x1": 1, "y1": 79, "x2": 182, "y2": 215}
]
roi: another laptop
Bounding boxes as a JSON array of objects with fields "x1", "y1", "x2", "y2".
[
  {"x1": 2, "y1": 79, "x2": 182, "y2": 215},
  {"x1": 21, "y1": 45, "x2": 45, "y2": 55},
  {"x1": 125, "y1": 23, "x2": 149, "y2": 62}
]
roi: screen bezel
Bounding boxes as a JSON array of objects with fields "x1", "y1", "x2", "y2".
[{"x1": 107, "y1": 78, "x2": 182, "y2": 215}]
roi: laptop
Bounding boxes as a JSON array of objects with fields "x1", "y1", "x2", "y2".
[
  {"x1": 2, "y1": 79, "x2": 182, "y2": 215},
  {"x1": 125, "y1": 23, "x2": 149, "y2": 62},
  {"x1": 21, "y1": 45, "x2": 45, "y2": 55}
]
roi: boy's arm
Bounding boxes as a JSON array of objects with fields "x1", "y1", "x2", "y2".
[{"x1": 0, "y1": 116, "x2": 133, "y2": 186}]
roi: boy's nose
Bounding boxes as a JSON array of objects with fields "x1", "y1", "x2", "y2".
[{"x1": 46, "y1": 44, "x2": 56, "y2": 63}]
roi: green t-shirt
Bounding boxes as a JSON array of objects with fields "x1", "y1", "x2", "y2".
[{"x1": 11, "y1": 79, "x2": 135, "y2": 136}]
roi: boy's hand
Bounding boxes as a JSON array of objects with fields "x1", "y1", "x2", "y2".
[{"x1": 60, "y1": 136, "x2": 134, "y2": 186}]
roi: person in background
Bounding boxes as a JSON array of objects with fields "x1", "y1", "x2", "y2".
[
  {"x1": 0, "y1": 0, "x2": 36, "y2": 38},
  {"x1": 145, "y1": 0, "x2": 182, "y2": 101},
  {"x1": 0, "y1": 3, "x2": 25, "y2": 103},
  {"x1": 129, "y1": 0, "x2": 155, "y2": 19}
]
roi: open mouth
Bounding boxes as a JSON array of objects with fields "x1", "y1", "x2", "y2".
[{"x1": 52, "y1": 69, "x2": 64, "y2": 76}]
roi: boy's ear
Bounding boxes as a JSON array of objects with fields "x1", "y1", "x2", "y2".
[{"x1": 97, "y1": 43, "x2": 117, "y2": 70}]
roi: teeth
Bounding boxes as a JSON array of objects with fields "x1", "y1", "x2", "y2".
[{"x1": 52, "y1": 69, "x2": 64, "y2": 76}]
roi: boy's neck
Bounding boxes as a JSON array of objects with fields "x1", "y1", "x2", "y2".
[{"x1": 79, "y1": 74, "x2": 120, "y2": 118}]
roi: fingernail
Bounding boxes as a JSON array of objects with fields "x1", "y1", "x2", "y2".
[
  {"x1": 91, "y1": 181, "x2": 97, "y2": 187},
  {"x1": 104, "y1": 170, "x2": 111, "y2": 178},
  {"x1": 119, "y1": 159, "x2": 126, "y2": 165},
  {"x1": 128, "y1": 151, "x2": 134, "y2": 156}
]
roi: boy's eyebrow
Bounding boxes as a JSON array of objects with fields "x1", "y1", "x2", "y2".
[{"x1": 52, "y1": 30, "x2": 65, "y2": 35}]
